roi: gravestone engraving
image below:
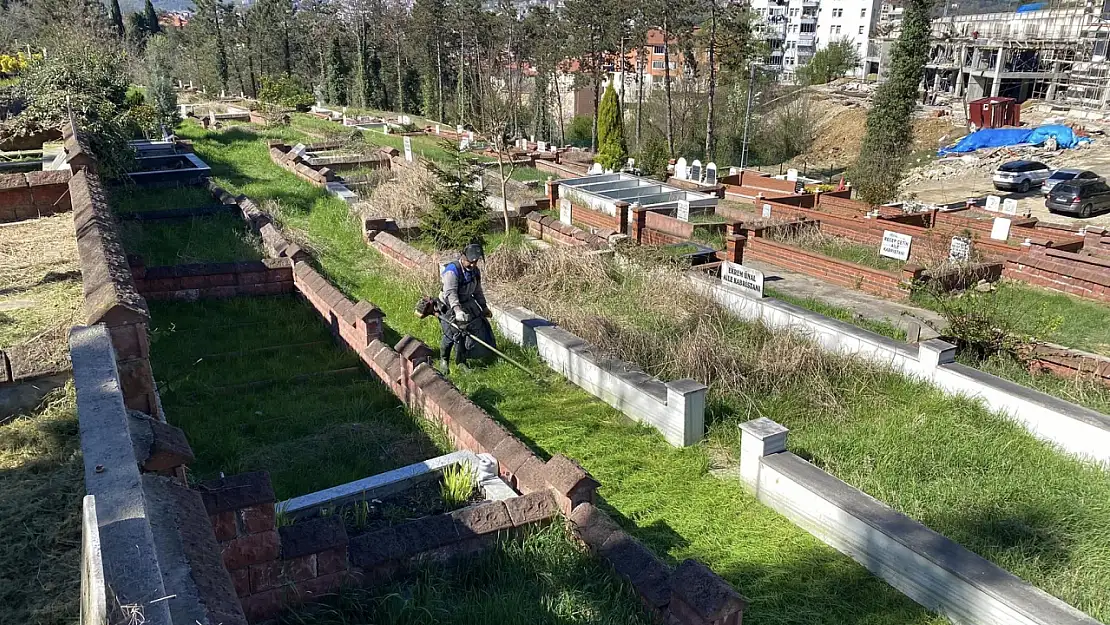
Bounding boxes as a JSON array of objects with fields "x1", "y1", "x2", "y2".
[
  {"x1": 677, "y1": 200, "x2": 690, "y2": 222},
  {"x1": 762, "y1": 203, "x2": 772, "y2": 218},
  {"x1": 537, "y1": 140, "x2": 547, "y2": 152},
  {"x1": 1002, "y1": 198, "x2": 1018, "y2": 215},
  {"x1": 949, "y1": 236, "x2": 972, "y2": 262},
  {"x1": 985, "y1": 195, "x2": 1001, "y2": 212},
  {"x1": 722, "y1": 262, "x2": 765, "y2": 298},
  {"x1": 559, "y1": 198, "x2": 572, "y2": 224},
  {"x1": 705, "y1": 162, "x2": 718, "y2": 186},
  {"x1": 880, "y1": 230, "x2": 912, "y2": 261},
  {"x1": 403, "y1": 136, "x2": 413, "y2": 162},
  {"x1": 690, "y1": 159, "x2": 703, "y2": 183}
]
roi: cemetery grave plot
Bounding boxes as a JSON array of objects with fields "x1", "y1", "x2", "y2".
[
  {"x1": 178, "y1": 122, "x2": 946, "y2": 624},
  {"x1": 764, "y1": 222, "x2": 910, "y2": 273},
  {"x1": 147, "y1": 295, "x2": 446, "y2": 498}
]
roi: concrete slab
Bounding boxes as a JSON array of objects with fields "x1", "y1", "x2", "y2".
[{"x1": 742, "y1": 258, "x2": 947, "y2": 339}]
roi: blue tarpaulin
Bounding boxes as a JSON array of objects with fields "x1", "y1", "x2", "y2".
[
  {"x1": 937, "y1": 125, "x2": 1081, "y2": 156},
  {"x1": 1016, "y1": 2, "x2": 1046, "y2": 11}
]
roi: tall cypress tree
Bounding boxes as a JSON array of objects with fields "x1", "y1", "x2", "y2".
[
  {"x1": 144, "y1": 0, "x2": 161, "y2": 34},
  {"x1": 849, "y1": 0, "x2": 930, "y2": 205},
  {"x1": 326, "y1": 37, "x2": 349, "y2": 106},
  {"x1": 108, "y1": 0, "x2": 125, "y2": 37},
  {"x1": 595, "y1": 82, "x2": 627, "y2": 171}
]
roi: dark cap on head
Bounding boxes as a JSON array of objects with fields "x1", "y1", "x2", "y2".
[{"x1": 463, "y1": 243, "x2": 484, "y2": 262}]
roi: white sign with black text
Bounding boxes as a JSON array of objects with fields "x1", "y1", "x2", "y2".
[
  {"x1": 880, "y1": 230, "x2": 913, "y2": 261},
  {"x1": 676, "y1": 200, "x2": 690, "y2": 222},
  {"x1": 990, "y1": 217, "x2": 1012, "y2": 241},
  {"x1": 985, "y1": 195, "x2": 1001, "y2": 212},
  {"x1": 1002, "y1": 198, "x2": 1018, "y2": 215},
  {"x1": 762, "y1": 203, "x2": 772, "y2": 218},
  {"x1": 721, "y1": 262, "x2": 764, "y2": 298},
  {"x1": 949, "y1": 236, "x2": 972, "y2": 262},
  {"x1": 403, "y1": 136, "x2": 413, "y2": 162},
  {"x1": 559, "y1": 198, "x2": 572, "y2": 225}
]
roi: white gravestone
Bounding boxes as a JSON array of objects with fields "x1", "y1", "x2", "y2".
[
  {"x1": 559, "y1": 198, "x2": 572, "y2": 225},
  {"x1": 722, "y1": 262, "x2": 765, "y2": 298},
  {"x1": 460, "y1": 138, "x2": 470, "y2": 151},
  {"x1": 675, "y1": 157, "x2": 688, "y2": 180},
  {"x1": 290, "y1": 143, "x2": 308, "y2": 159},
  {"x1": 1002, "y1": 198, "x2": 1018, "y2": 215},
  {"x1": 468, "y1": 131, "x2": 475, "y2": 142},
  {"x1": 786, "y1": 169, "x2": 799, "y2": 182},
  {"x1": 690, "y1": 159, "x2": 703, "y2": 183},
  {"x1": 677, "y1": 200, "x2": 690, "y2": 222},
  {"x1": 762, "y1": 203, "x2": 772, "y2": 218},
  {"x1": 587, "y1": 162, "x2": 604, "y2": 175},
  {"x1": 990, "y1": 217, "x2": 1012, "y2": 241},
  {"x1": 403, "y1": 136, "x2": 413, "y2": 162},
  {"x1": 729, "y1": 166, "x2": 740, "y2": 176},
  {"x1": 949, "y1": 236, "x2": 972, "y2": 262},
  {"x1": 435, "y1": 124, "x2": 441, "y2": 135},
  {"x1": 985, "y1": 195, "x2": 1001, "y2": 212},
  {"x1": 537, "y1": 140, "x2": 547, "y2": 152},
  {"x1": 705, "y1": 162, "x2": 718, "y2": 186},
  {"x1": 401, "y1": 115, "x2": 411, "y2": 125},
  {"x1": 456, "y1": 124, "x2": 464, "y2": 135},
  {"x1": 880, "y1": 230, "x2": 913, "y2": 261}
]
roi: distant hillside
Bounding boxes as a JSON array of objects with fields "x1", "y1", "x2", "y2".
[{"x1": 119, "y1": 0, "x2": 194, "y2": 13}]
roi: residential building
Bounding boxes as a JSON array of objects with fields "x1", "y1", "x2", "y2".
[{"x1": 750, "y1": 0, "x2": 882, "y2": 80}]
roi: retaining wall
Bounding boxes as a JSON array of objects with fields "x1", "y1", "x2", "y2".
[
  {"x1": 131, "y1": 259, "x2": 295, "y2": 301},
  {"x1": 492, "y1": 305, "x2": 708, "y2": 447},
  {"x1": 0, "y1": 170, "x2": 72, "y2": 222},
  {"x1": 739, "y1": 417, "x2": 1101, "y2": 625},
  {"x1": 692, "y1": 272, "x2": 1110, "y2": 464},
  {"x1": 363, "y1": 226, "x2": 435, "y2": 270},
  {"x1": 719, "y1": 170, "x2": 798, "y2": 199},
  {"x1": 1005, "y1": 246, "x2": 1110, "y2": 303},
  {"x1": 526, "y1": 212, "x2": 610, "y2": 248},
  {"x1": 293, "y1": 262, "x2": 384, "y2": 350}
]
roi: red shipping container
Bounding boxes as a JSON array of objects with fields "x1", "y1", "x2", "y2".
[{"x1": 968, "y1": 96, "x2": 1021, "y2": 129}]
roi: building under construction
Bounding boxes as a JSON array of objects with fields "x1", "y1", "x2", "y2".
[{"x1": 925, "y1": 0, "x2": 1110, "y2": 107}]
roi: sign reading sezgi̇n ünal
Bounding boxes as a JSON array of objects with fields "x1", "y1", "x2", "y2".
[
  {"x1": 880, "y1": 230, "x2": 912, "y2": 261},
  {"x1": 721, "y1": 261, "x2": 764, "y2": 298}
]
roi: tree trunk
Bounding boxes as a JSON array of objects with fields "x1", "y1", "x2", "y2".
[
  {"x1": 396, "y1": 38, "x2": 404, "y2": 114},
  {"x1": 704, "y1": 0, "x2": 717, "y2": 159},
  {"x1": 636, "y1": 47, "x2": 644, "y2": 151},
  {"x1": 554, "y1": 68, "x2": 566, "y2": 146},
  {"x1": 436, "y1": 39, "x2": 444, "y2": 122},
  {"x1": 663, "y1": 16, "x2": 674, "y2": 156},
  {"x1": 457, "y1": 32, "x2": 466, "y2": 123}
]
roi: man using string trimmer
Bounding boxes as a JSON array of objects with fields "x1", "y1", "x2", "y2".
[{"x1": 432, "y1": 243, "x2": 496, "y2": 372}]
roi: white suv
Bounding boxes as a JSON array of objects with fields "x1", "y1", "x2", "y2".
[{"x1": 993, "y1": 160, "x2": 1052, "y2": 193}]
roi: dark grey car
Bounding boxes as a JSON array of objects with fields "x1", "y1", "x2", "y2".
[{"x1": 1045, "y1": 179, "x2": 1110, "y2": 218}]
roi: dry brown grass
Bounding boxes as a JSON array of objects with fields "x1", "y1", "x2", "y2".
[
  {"x1": 354, "y1": 164, "x2": 436, "y2": 228},
  {"x1": 0, "y1": 214, "x2": 83, "y2": 375}
]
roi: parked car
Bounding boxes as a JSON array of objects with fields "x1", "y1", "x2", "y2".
[
  {"x1": 992, "y1": 160, "x2": 1052, "y2": 193},
  {"x1": 1045, "y1": 179, "x2": 1110, "y2": 218},
  {"x1": 1042, "y1": 168, "x2": 1101, "y2": 195}
]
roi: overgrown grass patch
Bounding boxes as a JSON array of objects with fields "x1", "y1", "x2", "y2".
[
  {"x1": 178, "y1": 121, "x2": 944, "y2": 624},
  {"x1": 148, "y1": 296, "x2": 448, "y2": 498},
  {"x1": 0, "y1": 385, "x2": 82, "y2": 625},
  {"x1": 280, "y1": 524, "x2": 651, "y2": 625},
  {"x1": 119, "y1": 214, "x2": 264, "y2": 265},
  {"x1": 765, "y1": 286, "x2": 907, "y2": 341},
  {"x1": 110, "y1": 184, "x2": 215, "y2": 214}
]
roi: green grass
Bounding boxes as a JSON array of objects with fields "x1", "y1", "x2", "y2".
[
  {"x1": 178, "y1": 119, "x2": 1110, "y2": 623},
  {"x1": 119, "y1": 214, "x2": 263, "y2": 265},
  {"x1": 765, "y1": 286, "x2": 908, "y2": 341},
  {"x1": 110, "y1": 184, "x2": 216, "y2": 214},
  {"x1": 148, "y1": 296, "x2": 448, "y2": 498},
  {"x1": 0, "y1": 386, "x2": 82, "y2": 625},
  {"x1": 281, "y1": 524, "x2": 652, "y2": 625},
  {"x1": 914, "y1": 281, "x2": 1110, "y2": 357},
  {"x1": 814, "y1": 237, "x2": 905, "y2": 273}
]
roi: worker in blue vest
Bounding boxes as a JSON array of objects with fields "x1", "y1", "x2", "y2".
[{"x1": 438, "y1": 243, "x2": 495, "y2": 371}]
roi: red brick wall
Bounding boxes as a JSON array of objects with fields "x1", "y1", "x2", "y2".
[
  {"x1": 572, "y1": 202, "x2": 623, "y2": 233},
  {"x1": 131, "y1": 259, "x2": 295, "y2": 300},
  {"x1": 0, "y1": 170, "x2": 72, "y2": 223},
  {"x1": 367, "y1": 231, "x2": 434, "y2": 270},
  {"x1": 1005, "y1": 247, "x2": 1110, "y2": 303},
  {"x1": 293, "y1": 262, "x2": 384, "y2": 349},
  {"x1": 535, "y1": 159, "x2": 588, "y2": 178},
  {"x1": 644, "y1": 210, "x2": 694, "y2": 240},
  {"x1": 719, "y1": 170, "x2": 797, "y2": 198},
  {"x1": 744, "y1": 236, "x2": 909, "y2": 300},
  {"x1": 526, "y1": 213, "x2": 608, "y2": 248}
]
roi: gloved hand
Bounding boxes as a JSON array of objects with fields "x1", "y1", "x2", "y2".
[
  {"x1": 455, "y1": 309, "x2": 469, "y2": 323},
  {"x1": 483, "y1": 308, "x2": 493, "y2": 318}
]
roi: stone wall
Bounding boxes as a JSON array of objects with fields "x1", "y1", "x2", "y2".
[
  {"x1": 363, "y1": 226, "x2": 435, "y2": 270},
  {"x1": 293, "y1": 262, "x2": 384, "y2": 350},
  {"x1": 208, "y1": 182, "x2": 308, "y2": 263},
  {"x1": 0, "y1": 170, "x2": 72, "y2": 223},
  {"x1": 131, "y1": 259, "x2": 295, "y2": 301},
  {"x1": 739, "y1": 417, "x2": 1101, "y2": 625},
  {"x1": 719, "y1": 170, "x2": 799, "y2": 199},
  {"x1": 526, "y1": 212, "x2": 610, "y2": 249},
  {"x1": 70, "y1": 168, "x2": 159, "y2": 416},
  {"x1": 1005, "y1": 245, "x2": 1110, "y2": 303}
]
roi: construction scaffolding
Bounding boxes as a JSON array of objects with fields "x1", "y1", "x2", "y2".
[{"x1": 926, "y1": 0, "x2": 1110, "y2": 109}]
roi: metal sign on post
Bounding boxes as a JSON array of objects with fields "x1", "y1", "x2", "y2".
[
  {"x1": 949, "y1": 236, "x2": 972, "y2": 262},
  {"x1": 880, "y1": 230, "x2": 913, "y2": 261},
  {"x1": 676, "y1": 200, "x2": 690, "y2": 222},
  {"x1": 722, "y1": 262, "x2": 765, "y2": 298},
  {"x1": 1002, "y1": 198, "x2": 1018, "y2": 215},
  {"x1": 559, "y1": 198, "x2": 572, "y2": 225},
  {"x1": 990, "y1": 217, "x2": 1012, "y2": 241},
  {"x1": 403, "y1": 136, "x2": 413, "y2": 162},
  {"x1": 985, "y1": 195, "x2": 1001, "y2": 212}
]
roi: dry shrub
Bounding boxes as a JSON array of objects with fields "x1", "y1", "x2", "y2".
[
  {"x1": 356, "y1": 165, "x2": 436, "y2": 227},
  {"x1": 490, "y1": 246, "x2": 873, "y2": 415}
]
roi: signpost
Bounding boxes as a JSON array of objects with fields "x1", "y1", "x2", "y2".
[
  {"x1": 722, "y1": 262, "x2": 765, "y2": 298},
  {"x1": 880, "y1": 230, "x2": 913, "y2": 261},
  {"x1": 985, "y1": 195, "x2": 1001, "y2": 212},
  {"x1": 949, "y1": 236, "x2": 972, "y2": 262},
  {"x1": 1002, "y1": 198, "x2": 1018, "y2": 215},
  {"x1": 676, "y1": 200, "x2": 690, "y2": 222},
  {"x1": 403, "y1": 136, "x2": 413, "y2": 162},
  {"x1": 990, "y1": 217, "x2": 1012, "y2": 241}
]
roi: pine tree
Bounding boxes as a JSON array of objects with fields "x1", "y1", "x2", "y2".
[
  {"x1": 595, "y1": 82, "x2": 626, "y2": 171},
  {"x1": 107, "y1": 0, "x2": 124, "y2": 37},
  {"x1": 849, "y1": 0, "x2": 930, "y2": 205},
  {"x1": 421, "y1": 141, "x2": 489, "y2": 251},
  {"x1": 144, "y1": 0, "x2": 161, "y2": 34},
  {"x1": 326, "y1": 37, "x2": 349, "y2": 105}
]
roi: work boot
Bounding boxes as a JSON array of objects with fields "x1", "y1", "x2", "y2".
[{"x1": 438, "y1": 358, "x2": 450, "y2": 373}]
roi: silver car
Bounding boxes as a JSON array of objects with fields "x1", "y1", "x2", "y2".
[
  {"x1": 992, "y1": 160, "x2": 1052, "y2": 193},
  {"x1": 1043, "y1": 168, "x2": 1101, "y2": 195}
]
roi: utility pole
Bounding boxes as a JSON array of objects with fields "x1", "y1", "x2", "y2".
[{"x1": 740, "y1": 62, "x2": 758, "y2": 170}]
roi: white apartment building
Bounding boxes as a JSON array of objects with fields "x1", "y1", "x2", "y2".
[{"x1": 751, "y1": 0, "x2": 882, "y2": 81}]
